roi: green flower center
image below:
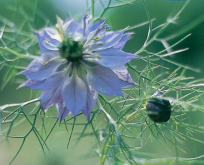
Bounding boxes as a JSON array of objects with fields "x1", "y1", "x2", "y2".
[{"x1": 59, "y1": 39, "x2": 83, "y2": 62}]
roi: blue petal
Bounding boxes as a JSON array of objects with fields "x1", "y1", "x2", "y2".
[
  {"x1": 56, "y1": 102, "x2": 71, "y2": 121},
  {"x1": 65, "y1": 15, "x2": 89, "y2": 40},
  {"x1": 19, "y1": 79, "x2": 45, "y2": 89},
  {"x1": 81, "y1": 77, "x2": 98, "y2": 121},
  {"x1": 80, "y1": 14, "x2": 88, "y2": 32},
  {"x1": 113, "y1": 32, "x2": 133, "y2": 50},
  {"x1": 95, "y1": 48, "x2": 137, "y2": 68},
  {"x1": 21, "y1": 53, "x2": 63, "y2": 81},
  {"x1": 36, "y1": 27, "x2": 61, "y2": 53},
  {"x1": 73, "y1": 14, "x2": 89, "y2": 40},
  {"x1": 40, "y1": 72, "x2": 64, "y2": 109},
  {"x1": 88, "y1": 18, "x2": 106, "y2": 33},
  {"x1": 87, "y1": 30, "x2": 125, "y2": 51},
  {"x1": 85, "y1": 24, "x2": 109, "y2": 46},
  {"x1": 62, "y1": 75, "x2": 87, "y2": 116},
  {"x1": 86, "y1": 65, "x2": 123, "y2": 96},
  {"x1": 63, "y1": 17, "x2": 73, "y2": 30},
  {"x1": 111, "y1": 65, "x2": 137, "y2": 88},
  {"x1": 65, "y1": 21, "x2": 79, "y2": 36}
]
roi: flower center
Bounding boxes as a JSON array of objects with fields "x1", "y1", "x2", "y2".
[{"x1": 59, "y1": 39, "x2": 83, "y2": 62}]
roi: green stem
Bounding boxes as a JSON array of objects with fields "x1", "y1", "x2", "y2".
[
  {"x1": 91, "y1": 0, "x2": 94, "y2": 19},
  {"x1": 0, "y1": 47, "x2": 36, "y2": 59},
  {"x1": 101, "y1": 134, "x2": 116, "y2": 165},
  {"x1": 100, "y1": 101, "x2": 145, "y2": 165}
]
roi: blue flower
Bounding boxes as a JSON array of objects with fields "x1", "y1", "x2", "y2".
[{"x1": 20, "y1": 15, "x2": 137, "y2": 121}]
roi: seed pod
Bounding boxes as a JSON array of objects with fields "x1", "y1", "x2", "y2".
[{"x1": 146, "y1": 98, "x2": 171, "y2": 123}]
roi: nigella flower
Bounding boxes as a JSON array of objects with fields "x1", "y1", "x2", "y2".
[{"x1": 20, "y1": 15, "x2": 137, "y2": 121}]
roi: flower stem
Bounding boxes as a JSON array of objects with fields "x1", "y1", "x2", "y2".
[
  {"x1": 99, "y1": 99, "x2": 145, "y2": 165},
  {"x1": 91, "y1": 0, "x2": 94, "y2": 19},
  {"x1": 0, "y1": 47, "x2": 36, "y2": 59}
]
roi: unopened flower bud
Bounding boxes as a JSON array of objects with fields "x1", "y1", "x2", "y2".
[{"x1": 146, "y1": 98, "x2": 171, "y2": 123}]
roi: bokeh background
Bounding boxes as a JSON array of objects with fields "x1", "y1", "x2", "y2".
[{"x1": 0, "y1": 0, "x2": 204, "y2": 164}]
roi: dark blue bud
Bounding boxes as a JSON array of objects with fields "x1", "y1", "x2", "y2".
[{"x1": 146, "y1": 98, "x2": 171, "y2": 123}]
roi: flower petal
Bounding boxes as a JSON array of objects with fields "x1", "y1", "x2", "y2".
[
  {"x1": 65, "y1": 15, "x2": 89, "y2": 40},
  {"x1": 87, "y1": 30, "x2": 125, "y2": 51},
  {"x1": 21, "y1": 53, "x2": 63, "y2": 81},
  {"x1": 56, "y1": 101, "x2": 71, "y2": 121},
  {"x1": 112, "y1": 65, "x2": 137, "y2": 88},
  {"x1": 40, "y1": 72, "x2": 64, "y2": 109},
  {"x1": 73, "y1": 14, "x2": 89, "y2": 40},
  {"x1": 113, "y1": 32, "x2": 133, "y2": 50},
  {"x1": 36, "y1": 27, "x2": 61, "y2": 53},
  {"x1": 62, "y1": 75, "x2": 87, "y2": 116},
  {"x1": 86, "y1": 65, "x2": 123, "y2": 96},
  {"x1": 95, "y1": 48, "x2": 136, "y2": 68},
  {"x1": 65, "y1": 21, "x2": 79, "y2": 36},
  {"x1": 19, "y1": 79, "x2": 45, "y2": 90},
  {"x1": 81, "y1": 77, "x2": 98, "y2": 121},
  {"x1": 88, "y1": 18, "x2": 106, "y2": 33},
  {"x1": 63, "y1": 17, "x2": 73, "y2": 30}
]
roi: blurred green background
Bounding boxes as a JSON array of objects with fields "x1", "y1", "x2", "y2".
[{"x1": 0, "y1": 0, "x2": 204, "y2": 164}]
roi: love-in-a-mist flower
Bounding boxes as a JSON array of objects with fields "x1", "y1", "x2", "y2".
[{"x1": 20, "y1": 15, "x2": 137, "y2": 121}]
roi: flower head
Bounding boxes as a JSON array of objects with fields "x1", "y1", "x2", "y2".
[
  {"x1": 146, "y1": 98, "x2": 171, "y2": 123},
  {"x1": 20, "y1": 15, "x2": 137, "y2": 121}
]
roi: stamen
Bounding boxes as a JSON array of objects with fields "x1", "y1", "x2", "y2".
[
  {"x1": 43, "y1": 40, "x2": 49, "y2": 45},
  {"x1": 95, "y1": 54, "x2": 101, "y2": 59},
  {"x1": 93, "y1": 37, "x2": 101, "y2": 40},
  {"x1": 43, "y1": 40, "x2": 57, "y2": 47},
  {"x1": 83, "y1": 54, "x2": 101, "y2": 59},
  {"x1": 44, "y1": 56, "x2": 60, "y2": 65},
  {"x1": 84, "y1": 24, "x2": 110, "y2": 47},
  {"x1": 96, "y1": 42, "x2": 103, "y2": 45},
  {"x1": 102, "y1": 24, "x2": 110, "y2": 30}
]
